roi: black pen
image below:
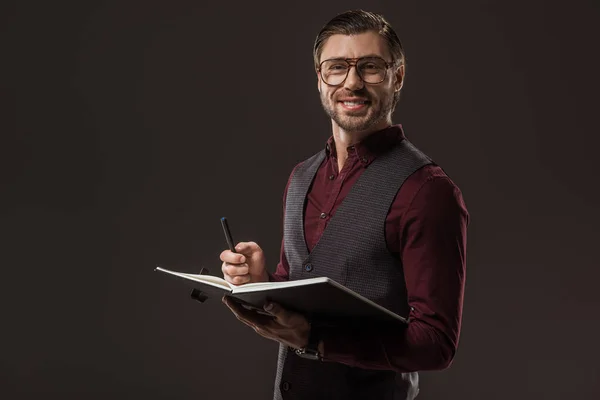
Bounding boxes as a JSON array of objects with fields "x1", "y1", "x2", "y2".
[
  {"x1": 220, "y1": 217, "x2": 271, "y2": 315},
  {"x1": 221, "y1": 217, "x2": 236, "y2": 253}
]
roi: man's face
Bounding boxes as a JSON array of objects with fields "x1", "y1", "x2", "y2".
[{"x1": 317, "y1": 31, "x2": 404, "y2": 133}]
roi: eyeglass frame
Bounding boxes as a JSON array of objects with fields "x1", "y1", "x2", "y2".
[{"x1": 317, "y1": 56, "x2": 396, "y2": 86}]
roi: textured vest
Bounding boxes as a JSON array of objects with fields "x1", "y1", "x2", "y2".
[{"x1": 273, "y1": 139, "x2": 433, "y2": 400}]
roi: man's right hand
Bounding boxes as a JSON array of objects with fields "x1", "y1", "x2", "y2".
[{"x1": 220, "y1": 241, "x2": 269, "y2": 285}]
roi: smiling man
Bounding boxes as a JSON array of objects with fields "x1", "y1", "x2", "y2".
[{"x1": 219, "y1": 9, "x2": 469, "y2": 400}]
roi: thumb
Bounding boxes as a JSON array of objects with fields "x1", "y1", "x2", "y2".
[{"x1": 235, "y1": 241, "x2": 261, "y2": 254}]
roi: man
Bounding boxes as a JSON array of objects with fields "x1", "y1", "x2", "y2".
[{"x1": 219, "y1": 9, "x2": 469, "y2": 400}]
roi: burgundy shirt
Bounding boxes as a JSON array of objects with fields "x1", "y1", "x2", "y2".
[{"x1": 271, "y1": 124, "x2": 469, "y2": 372}]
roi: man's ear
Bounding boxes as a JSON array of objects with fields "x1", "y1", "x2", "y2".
[
  {"x1": 316, "y1": 70, "x2": 321, "y2": 92},
  {"x1": 394, "y1": 64, "x2": 405, "y2": 92}
]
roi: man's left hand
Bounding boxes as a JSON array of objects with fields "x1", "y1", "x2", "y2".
[{"x1": 222, "y1": 296, "x2": 311, "y2": 350}]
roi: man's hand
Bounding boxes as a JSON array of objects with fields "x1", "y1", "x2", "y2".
[
  {"x1": 222, "y1": 296, "x2": 311, "y2": 350},
  {"x1": 220, "y1": 241, "x2": 268, "y2": 285}
]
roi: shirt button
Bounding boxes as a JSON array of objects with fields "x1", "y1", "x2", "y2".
[
  {"x1": 282, "y1": 381, "x2": 291, "y2": 391},
  {"x1": 320, "y1": 212, "x2": 327, "y2": 219},
  {"x1": 329, "y1": 174, "x2": 335, "y2": 180},
  {"x1": 304, "y1": 263, "x2": 313, "y2": 272},
  {"x1": 361, "y1": 156, "x2": 368, "y2": 163}
]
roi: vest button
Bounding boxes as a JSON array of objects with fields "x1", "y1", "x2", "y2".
[
  {"x1": 329, "y1": 174, "x2": 335, "y2": 180},
  {"x1": 304, "y1": 263, "x2": 313, "y2": 272},
  {"x1": 320, "y1": 212, "x2": 327, "y2": 219},
  {"x1": 282, "y1": 381, "x2": 291, "y2": 391}
]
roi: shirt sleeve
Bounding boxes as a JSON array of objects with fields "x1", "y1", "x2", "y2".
[
  {"x1": 269, "y1": 239, "x2": 290, "y2": 282},
  {"x1": 319, "y1": 176, "x2": 469, "y2": 372}
]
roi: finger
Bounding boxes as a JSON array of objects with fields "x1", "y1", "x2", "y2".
[
  {"x1": 263, "y1": 302, "x2": 293, "y2": 326},
  {"x1": 222, "y1": 272, "x2": 251, "y2": 285},
  {"x1": 222, "y1": 262, "x2": 250, "y2": 277},
  {"x1": 234, "y1": 241, "x2": 260, "y2": 255},
  {"x1": 223, "y1": 297, "x2": 259, "y2": 324},
  {"x1": 253, "y1": 325, "x2": 277, "y2": 340},
  {"x1": 223, "y1": 297, "x2": 276, "y2": 331},
  {"x1": 223, "y1": 297, "x2": 267, "y2": 325},
  {"x1": 220, "y1": 250, "x2": 246, "y2": 264}
]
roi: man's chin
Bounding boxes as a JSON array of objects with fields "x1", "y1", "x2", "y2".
[{"x1": 334, "y1": 115, "x2": 377, "y2": 132}]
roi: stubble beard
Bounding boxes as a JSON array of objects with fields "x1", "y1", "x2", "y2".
[{"x1": 320, "y1": 89, "x2": 394, "y2": 132}]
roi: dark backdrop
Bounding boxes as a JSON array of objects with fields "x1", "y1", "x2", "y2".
[{"x1": 2, "y1": 1, "x2": 599, "y2": 399}]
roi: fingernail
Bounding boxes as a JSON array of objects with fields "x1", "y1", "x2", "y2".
[
  {"x1": 240, "y1": 256, "x2": 246, "y2": 263},
  {"x1": 264, "y1": 303, "x2": 273, "y2": 311}
]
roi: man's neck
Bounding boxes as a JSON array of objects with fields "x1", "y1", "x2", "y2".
[{"x1": 331, "y1": 120, "x2": 391, "y2": 172}]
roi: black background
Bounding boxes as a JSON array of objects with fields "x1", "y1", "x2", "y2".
[{"x1": 2, "y1": 1, "x2": 599, "y2": 399}]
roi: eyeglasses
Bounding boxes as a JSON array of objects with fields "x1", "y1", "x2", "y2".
[{"x1": 318, "y1": 56, "x2": 394, "y2": 86}]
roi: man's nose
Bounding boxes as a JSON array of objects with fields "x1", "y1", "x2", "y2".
[{"x1": 344, "y1": 65, "x2": 364, "y2": 91}]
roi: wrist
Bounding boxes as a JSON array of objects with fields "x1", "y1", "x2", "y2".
[
  {"x1": 250, "y1": 269, "x2": 269, "y2": 283},
  {"x1": 259, "y1": 269, "x2": 270, "y2": 282},
  {"x1": 295, "y1": 323, "x2": 323, "y2": 361}
]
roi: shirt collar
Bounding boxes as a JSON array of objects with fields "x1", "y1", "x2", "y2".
[{"x1": 325, "y1": 124, "x2": 406, "y2": 165}]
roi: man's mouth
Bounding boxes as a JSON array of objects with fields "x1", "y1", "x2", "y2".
[{"x1": 338, "y1": 98, "x2": 370, "y2": 110}]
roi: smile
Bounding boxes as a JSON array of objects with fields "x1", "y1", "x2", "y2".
[{"x1": 339, "y1": 100, "x2": 370, "y2": 110}]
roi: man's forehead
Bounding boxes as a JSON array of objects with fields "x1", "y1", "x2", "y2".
[{"x1": 320, "y1": 31, "x2": 390, "y2": 61}]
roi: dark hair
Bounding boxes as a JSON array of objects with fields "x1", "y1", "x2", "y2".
[{"x1": 313, "y1": 10, "x2": 406, "y2": 69}]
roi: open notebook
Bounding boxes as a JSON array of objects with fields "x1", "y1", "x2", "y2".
[{"x1": 155, "y1": 266, "x2": 408, "y2": 327}]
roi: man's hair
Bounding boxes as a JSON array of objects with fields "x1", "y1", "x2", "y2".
[{"x1": 313, "y1": 10, "x2": 406, "y2": 69}]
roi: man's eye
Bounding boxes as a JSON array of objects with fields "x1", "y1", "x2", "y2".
[
  {"x1": 361, "y1": 63, "x2": 379, "y2": 70},
  {"x1": 329, "y1": 64, "x2": 347, "y2": 71}
]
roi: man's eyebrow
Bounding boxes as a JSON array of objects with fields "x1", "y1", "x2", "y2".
[
  {"x1": 322, "y1": 54, "x2": 385, "y2": 61},
  {"x1": 358, "y1": 54, "x2": 385, "y2": 59}
]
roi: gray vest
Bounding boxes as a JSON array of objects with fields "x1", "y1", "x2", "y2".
[{"x1": 273, "y1": 139, "x2": 433, "y2": 400}]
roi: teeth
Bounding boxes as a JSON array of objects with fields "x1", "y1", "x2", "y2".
[{"x1": 343, "y1": 101, "x2": 366, "y2": 106}]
